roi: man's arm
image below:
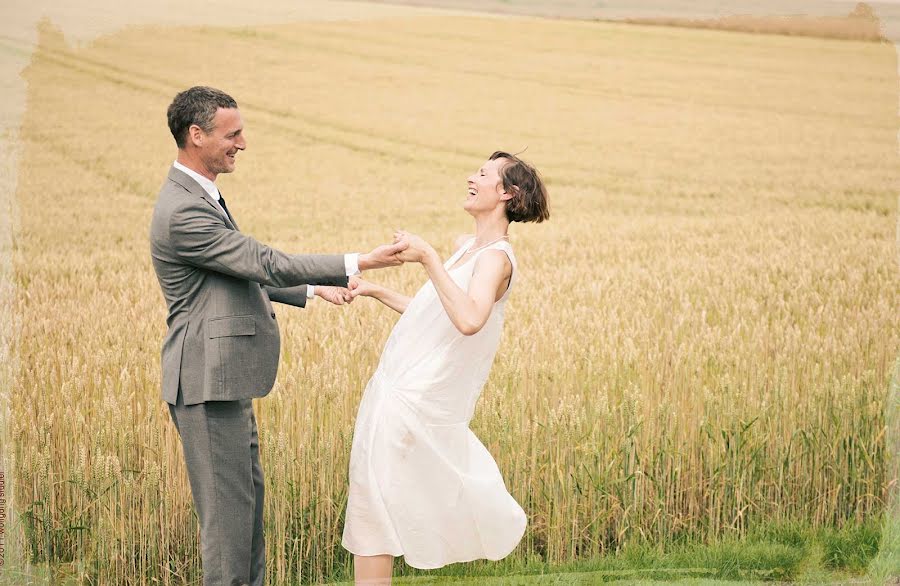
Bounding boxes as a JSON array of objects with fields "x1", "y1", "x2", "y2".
[
  {"x1": 169, "y1": 200, "x2": 347, "y2": 287},
  {"x1": 263, "y1": 284, "x2": 310, "y2": 308},
  {"x1": 264, "y1": 284, "x2": 352, "y2": 307}
]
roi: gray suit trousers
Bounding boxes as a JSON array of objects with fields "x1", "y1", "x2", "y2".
[{"x1": 169, "y1": 388, "x2": 264, "y2": 586}]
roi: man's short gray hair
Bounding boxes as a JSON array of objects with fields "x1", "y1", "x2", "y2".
[{"x1": 167, "y1": 86, "x2": 238, "y2": 148}]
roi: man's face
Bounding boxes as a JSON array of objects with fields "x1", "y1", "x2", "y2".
[{"x1": 195, "y1": 107, "x2": 245, "y2": 176}]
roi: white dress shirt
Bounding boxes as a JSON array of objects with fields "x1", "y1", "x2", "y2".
[{"x1": 173, "y1": 160, "x2": 359, "y2": 299}]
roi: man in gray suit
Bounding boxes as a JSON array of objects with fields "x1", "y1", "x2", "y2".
[{"x1": 150, "y1": 86, "x2": 406, "y2": 586}]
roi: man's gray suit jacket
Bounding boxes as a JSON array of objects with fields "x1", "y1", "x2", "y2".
[{"x1": 150, "y1": 166, "x2": 348, "y2": 406}]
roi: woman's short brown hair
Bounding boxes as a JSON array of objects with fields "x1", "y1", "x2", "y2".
[{"x1": 490, "y1": 151, "x2": 550, "y2": 223}]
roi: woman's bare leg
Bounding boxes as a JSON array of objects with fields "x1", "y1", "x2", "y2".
[{"x1": 354, "y1": 554, "x2": 393, "y2": 585}]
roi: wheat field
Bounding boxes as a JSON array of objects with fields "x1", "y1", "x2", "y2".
[{"x1": 2, "y1": 7, "x2": 899, "y2": 584}]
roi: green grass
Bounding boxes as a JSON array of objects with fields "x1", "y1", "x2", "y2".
[
  {"x1": 4, "y1": 516, "x2": 895, "y2": 585},
  {"x1": 866, "y1": 363, "x2": 900, "y2": 586},
  {"x1": 314, "y1": 517, "x2": 895, "y2": 585},
  {"x1": 868, "y1": 511, "x2": 900, "y2": 585}
]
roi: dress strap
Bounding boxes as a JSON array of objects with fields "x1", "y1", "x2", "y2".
[
  {"x1": 477, "y1": 240, "x2": 516, "y2": 267},
  {"x1": 443, "y1": 237, "x2": 477, "y2": 269}
]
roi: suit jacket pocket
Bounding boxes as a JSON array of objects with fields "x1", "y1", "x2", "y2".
[{"x1": 207, "y1": 315, "x2": 256, "y2": 338}]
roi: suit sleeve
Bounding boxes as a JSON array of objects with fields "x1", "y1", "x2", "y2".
[
  {"x1": 264, "y1": 273, "x2": 353, "y2": 309},
  {"x1": 168, "y1": 199, "x2": 348, "y2": 287},
  {"x1": 262, "y1": 284, "x2": 309, "y2": 308}
]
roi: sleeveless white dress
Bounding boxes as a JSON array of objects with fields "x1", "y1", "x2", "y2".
[{"x1": 341, "y1": 238, "x2": 527, "y2": 569}]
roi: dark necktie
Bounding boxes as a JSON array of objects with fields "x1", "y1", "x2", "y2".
[{"x1": 217, "y1": 192, "x2": 234, "y2": 225}]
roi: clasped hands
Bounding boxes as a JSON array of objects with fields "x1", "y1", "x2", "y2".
[{"x1": 315, "y1": 231, "x2": 434, "y2": 305}]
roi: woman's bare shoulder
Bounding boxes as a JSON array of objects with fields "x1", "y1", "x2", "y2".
[
  {"x1": 473, "y1": 248, "x2": 513, "y2": 277},
  {"x1": 454, "y1": 233, "x2": 474, "y2": 250}
]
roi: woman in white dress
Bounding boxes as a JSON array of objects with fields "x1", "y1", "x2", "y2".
[{"x1": 341, "y1": 151, "x2": 549, "y2": 585}]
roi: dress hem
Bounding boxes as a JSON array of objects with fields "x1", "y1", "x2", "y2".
[{"x1": 341, "y1": 548, "x2": 521, "y2": 571}]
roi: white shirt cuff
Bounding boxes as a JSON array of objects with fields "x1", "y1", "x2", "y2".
[
  {"x1": 345, "y1": 253, "x2": 360, "y2": 276},
  {"x1": 306, "y1": 285, "x2": 315, "y2": 299}
]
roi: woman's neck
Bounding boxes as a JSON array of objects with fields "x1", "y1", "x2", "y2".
[{"x1": 472, "y1": 214, "x2": 510, "y2": 247}]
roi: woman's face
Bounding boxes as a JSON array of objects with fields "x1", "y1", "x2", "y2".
[{"x1": 464, "y1": 157, "x2": 510, "y2": 215}]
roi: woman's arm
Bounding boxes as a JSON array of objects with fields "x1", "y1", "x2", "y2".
[
  {"x1": 349, "y1": 277, "x2": 412, "y2": 314},
  {"x1": 421, "y1": 248, "x2": 510, "y2": 335},
  {"x1": 396, "y1": 232, "x2": 511, "y2": 336}
]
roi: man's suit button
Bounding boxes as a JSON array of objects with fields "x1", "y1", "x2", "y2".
[{"x1": 270, "y1": 312, "x2": 276, "y2": 319}]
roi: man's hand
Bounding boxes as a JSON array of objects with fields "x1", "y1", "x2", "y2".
[
  {"x1": 315, "y1": 286, "x2": 353, "y2": 305},
  {"x1": 358, "y1": 239, "x2": 409, "y2": 270}
]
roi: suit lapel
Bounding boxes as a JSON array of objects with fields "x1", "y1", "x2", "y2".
[{"x1": 167, "y1": 166, "x2": 238, "y2": 231}]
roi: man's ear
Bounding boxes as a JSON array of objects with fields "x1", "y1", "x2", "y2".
[{"x1": 188, "y1": 124, "x2": 205, "y2": 148}]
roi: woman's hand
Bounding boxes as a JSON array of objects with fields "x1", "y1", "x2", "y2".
[
  {"x1": 393, "y1": 230, "x2": 436, "y2": 264},
  {"x1": 348, "y1": 276, "x2": 379, "y2": 299},
  {"x1": 348, "y1": 276, "x2": 411, "y2": 313}
]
